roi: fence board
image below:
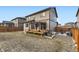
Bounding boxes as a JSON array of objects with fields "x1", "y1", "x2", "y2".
[
  {"x1": 0, "y1": 26, "x2": 23, "y2": 32},
  {"x1": 71, "y1": 28, "x2": 79, "y2": 51}
]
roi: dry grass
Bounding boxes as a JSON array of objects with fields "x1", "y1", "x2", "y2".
[{"x1": 0, "y1": 31, "x2": 76, "y2": 52}]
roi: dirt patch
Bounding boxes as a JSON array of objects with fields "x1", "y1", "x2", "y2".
[{"x1": 0, "y1": 32, "x2": 76, "y2": 52}]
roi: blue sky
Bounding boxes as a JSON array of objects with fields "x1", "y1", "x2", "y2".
[{"x1": 0, "y1": 6, "x2": 78, "y2": 25}]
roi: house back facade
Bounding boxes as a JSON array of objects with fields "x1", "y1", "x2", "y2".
[{"x1": 24, "y1": 7, "x2": 58, "y2": 34}]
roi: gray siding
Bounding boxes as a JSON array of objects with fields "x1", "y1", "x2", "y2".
[
  {"x1": 49, "y1": 8, "x2": 57, "y2": 31},
  {"x1": 50, "y1": 8, "x2": 57, "y2": 22},
  {"x1": 49, "y1": 21, "x2": 57, "y2": 31}
]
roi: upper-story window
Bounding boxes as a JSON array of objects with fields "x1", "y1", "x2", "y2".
[
  {"x1": 43, "y1": 12, "x2": 46, "y2": 16},
  {"x1": 27, "y1": 17, "x2": 30, "y2": 20},
  {"x1": 40, "y1": 12, "x2": 46, "y2": 17},
  {"x1": 29, "y1": 17, "x2": 31, "y2": 19},
  {"x1": 32, "y1": 16, "x2": 35, "y2": 20}
]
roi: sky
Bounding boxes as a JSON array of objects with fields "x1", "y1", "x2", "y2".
[{"x1": 0, "y1": 6, "x2": 78, "y2": 25}]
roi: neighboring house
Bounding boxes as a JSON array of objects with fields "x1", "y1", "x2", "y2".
[
  {"x1": 55, "y1": 22, "x2": 76, "y2": 33},
  {"x1": 0, "y1": 21, "x2": 14, "y2": 27},
  {"x1": 57, "y1": 23, "x2": 61, "y2": 27},
  {"x1": 0, "y1": 23, "x2": 4, "y2": 26},
  {"x1": 24, "y1": 7, "x2": 58, "y2": 34},
  {"x1": 76, "y1": 8, "x2": 79, "y2": 28},
  {"x1": 64, "y1": 22, "x2": 76, "y2": 28},
  {"x1": 11, "y1": 17, "x2": 26, "y2": 29}
]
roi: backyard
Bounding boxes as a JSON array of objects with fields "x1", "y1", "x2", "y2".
[{"x1": 0, "y1": 31, "x2": 76, "y2": 52}]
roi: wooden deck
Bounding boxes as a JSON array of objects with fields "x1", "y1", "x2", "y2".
[{"x1": 27, "y1": 29, "x2": 48, "y2": 35}]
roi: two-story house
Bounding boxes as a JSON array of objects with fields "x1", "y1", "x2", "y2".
[
  {"x1": 24, "y1": 7, "x2": 58, "y2": 35},
  {"x1": 11, "y1": 17, "x2": 26, "y2": 30},
  {"x1": 2, "y1": 21, "x2": 14, "y2": 27},
  {"x1": 0, "y1": 21, "x2": 14, "y2": 27},
  {"x1": 64, "y1": 22, "x2": 76, "y2": 28}
]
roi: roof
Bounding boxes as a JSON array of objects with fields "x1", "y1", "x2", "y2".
[
  {"x1": 76, "y1": 8, "x2": 79, "y2": 17},
  {"x1": 65, "y1": 22, "x2": 75, "y2": 25},
  {"x1": 11, "y1": 17, "x2": 26, "y2": 21},
  {"x1": 2, "y1": 21, "x2": 13, "y2": 24},
  {"x1": 25, "y1": 7, "x2": 58, "y2": 18}
]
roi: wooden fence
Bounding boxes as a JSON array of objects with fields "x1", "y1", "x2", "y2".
[
  {"x1": 56, "y1": 27, "x2": 79, "y2": 51},
  {"x1": 71, "y1": 28, "x2": 79, "y2": 51},
  {"x1": 55, "y1": 27, "x2": 70, "y2": 33},
  {"x1": 0, "y1": 26, "x2": 23, "y2": 32}
]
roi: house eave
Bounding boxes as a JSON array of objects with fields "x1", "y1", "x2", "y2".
[{"x1": 25, "y1": 7, "x2": 58, "y2": 18}]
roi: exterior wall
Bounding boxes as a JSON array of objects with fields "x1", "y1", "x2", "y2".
[
  {"x1": 77, "y1": 12, "x2": 79, "y2": 28},
  {"x1": 77, "y1": 12, "x2": 79, "y2": 22},
  {"x1": 35, "y1": 10, "x2": 49, "y2": 22},
  {"x1": 46, "y1": 20, "x2": 49, "y2": 30},
  {"x1": 49, "y1": 8, "x2": 57, "y2": 31},
  {"x1": 26, "y1": 10, "x2": 50, "y2": 22},
  {"x1": 49, "y1": 8, "x2": 57, "y2": 22},
  {"x1": 11, "y1": 19, "x2": 18, "y2": 27},
  {"x1": 11, "y1": 18, "x2": 26, "y2": 29},
  {"x1": 49, "y1": 21, "x2": 57, "y2": 31}
]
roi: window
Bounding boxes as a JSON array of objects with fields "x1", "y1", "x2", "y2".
[
  {"x1": 41, "y1": 23, "x2": 46, "y2": 30},
  {"x1": 27, "y1": 17, "x2": 30, "y2": 20},
  {"x1": 42, "y1": 12, "x2": 46, "y2": 16},
  {"x1": 32, "y1": 16, "x2": 35, "y2": 20},
  {"x1": 29, "y1": 17, "x2": 31, "y2": 19},
  {"x1": 26, "y1": 23, "x2": 28, "y2": 27},
  {"x1": 40, "y1": 12, "x2": 46, "y2": 17}
]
